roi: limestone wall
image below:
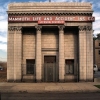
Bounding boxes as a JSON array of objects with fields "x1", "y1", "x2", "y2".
[
  {"x1": 64, "y1": 32, "x2": 77, "y2": 59},
  {"x1": 22, "y1": 31, "x2": 36, "y2": 75},
  {"x1": 42, "y1": 29, "x2": 58, "y2": 49}
]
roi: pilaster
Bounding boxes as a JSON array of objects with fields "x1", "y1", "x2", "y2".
[
  {"x1": 58, "y1": 25, "x2": 65, "y2": 82},
  {"x1": 7, "y1": 26, "x2": 15, "y2": 81},
  {"x1": 35, "y1": 25, "x2": 42, "y2": 82},
  {"x1": 14, "y1": 26, "x2": 22, "y2": 82},
  {"x1": 78, "y1": 26, "x2": 87, "y2": 81},
  {"x1": 78, "y1": 25, "x2": 93, "y2": 82},
  {"x1": 86, "y1": 26, "x2": 93, "y2": 81}
]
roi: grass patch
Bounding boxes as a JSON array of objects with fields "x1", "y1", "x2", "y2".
[{"x1": 94, "y1": 85, "x2": 100, "y2": 89}]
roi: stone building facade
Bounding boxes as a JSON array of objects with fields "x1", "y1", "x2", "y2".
[
  {"x1": 7, "y1": 2, "x2": 95, "y2": 82},
  {"x1": 94, "y1": 40, "x2": 100, "y2": 70}
]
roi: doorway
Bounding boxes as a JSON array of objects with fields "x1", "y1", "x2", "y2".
[{"x1": 44, "y1": 56, "x2": 57, "y2": 82}]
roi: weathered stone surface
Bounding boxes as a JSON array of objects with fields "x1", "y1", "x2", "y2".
[
  {"x1": 8, "y1": 2, "x2": 92, "y2": 12},
  {"x1": 7, "y1": 2, "x2": 94, "y2": 82}
]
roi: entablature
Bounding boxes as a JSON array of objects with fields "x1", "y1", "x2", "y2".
[{"x1": 8, "y1": 12, "x2": 92, "y2": 16}]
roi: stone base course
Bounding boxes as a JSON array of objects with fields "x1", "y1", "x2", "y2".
[{"x1": 0, "y1": 82, "x2": 100, "y2": 93}]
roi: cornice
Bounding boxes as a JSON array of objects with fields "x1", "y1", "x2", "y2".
[
  {"x1": 8, "y1": 12, "x2": 92, "y2": 16},
  {"x1": 8, "y1": 2, "x2": 92, "y2": 10},
  {"x1": 8, "y1": 2, "x2": 93, "y2": 13},
  {"x1": 9, "y1": 2, "x2": 92, "y2": 6}
]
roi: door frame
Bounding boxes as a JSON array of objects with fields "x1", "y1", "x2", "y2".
[
  {"x1": 44, "y1": 55, "x2": 56, "y2": 82},
  {"x1": 42, "y1": 53, "x2": 59, "y2": 82}
]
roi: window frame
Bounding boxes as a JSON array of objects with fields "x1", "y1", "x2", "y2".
[
  {"x1": 65, "y1": 59, "x2": 74, "y2": 74},
  {"x1": 26, "y1": 59, "x2": 35, "y2": 74},
  {"x1": 99, "y1": 43, "x2": 100, "y2": 46},
  {"x1": 99, "y1": 50, "x2": 100, "y2": 55}
]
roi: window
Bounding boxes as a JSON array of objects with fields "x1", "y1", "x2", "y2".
[
  {"x1": 65, "y1": 60, "x2": 74, "y2": 74},
  {"x1": 26, "y1": 59, "x2": 35, "y2": 74},
  {"x1": 99, "y1": 50, "x2": 100, "y2": 55}
]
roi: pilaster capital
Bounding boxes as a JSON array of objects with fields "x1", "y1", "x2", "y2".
[
  {"x1": 78, "y1": 26, "x2": 86, "y2": 31},
  {"x1": 58, "y1": 25, "x2": 65, "y2": 31},
  {"x1": 86, "y1": 26, "x2": 92, "y2": 31},
  {"x1": 8, "y1": 26, "x2": 15, "y2": 31},
  {"x1": 8, "y1": 26, "x2": 22, "y2": 31},
  {"x1": 15, "y1": 26, "x2": 22, "y2": 31},
  {"x1": 78, "y1": 26, "x2": 92, "y2": 31},
  {"x1": 35, "y1": 25, "x2": 42, "y2": 31}
]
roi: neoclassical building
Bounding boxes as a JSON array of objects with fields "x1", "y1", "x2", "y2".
[{"x1": 7, "y1": 2, "x2": 95, "y2": 82}]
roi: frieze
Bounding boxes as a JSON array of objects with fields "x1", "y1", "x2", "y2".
[
  {"x1": 8, "y1": 16, "x2": 95, "y2": 23},
  {"x1": 8, "y1": 12, "x2": 92, "y2": 16}
]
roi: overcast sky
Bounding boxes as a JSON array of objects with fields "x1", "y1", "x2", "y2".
[{"x1": 0, "y1": 0, "x2": 100, "y2": 61}]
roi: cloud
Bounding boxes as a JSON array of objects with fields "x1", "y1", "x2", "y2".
[
  {"x1": 48, "y1": 0, "x2": 80, "y2": 2},
  {"x1": 93, "y1": 12, "x2": 100, "y2": 35},
  {"x1": 95, "y1": 1, "x2": 100, "y2": 8},
  {"x1": 0, "y1": 41, "x2": 7, "y2": 44},
  {"x1": 0, "y1": 1, "x2": 8, "y2": 54},
  {"x1": 0, "y1": 36, "x2": 7, "y2": 43},
  {"x1": 0, "y1": 1, "x2": 8, "y2": 33},
  {"x1": 0, "y1": 43, "x2": 7, "y2": 52},
  {"x1": 93, "y1": 12, "x2": 100, "y2": 21},
  {"x1": 93, "y1": 21, "x2": 100, "y2": 30},
  {"x1": 0, "y1": 34, "x2": 7, "y2": 53},
  {"x1": 0, "y1": 50, "x2": 7, "y2": 61},
  {"x1": 0, "y1": 20, "x2": 8, "y2": 33}
]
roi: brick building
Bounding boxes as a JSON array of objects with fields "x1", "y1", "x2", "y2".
[
  {"x1": 7, "y1": 2, "x2": 94, "y2": 82},
  {"x1": 94, "y1": 39, "x2": 100, "y2": 70}
]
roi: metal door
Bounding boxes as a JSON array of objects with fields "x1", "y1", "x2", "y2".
[{"x1": 44, "y1": 56, "x2": 56, "y2": 82}]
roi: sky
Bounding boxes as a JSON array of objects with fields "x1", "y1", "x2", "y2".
[{"x1": 0, "y1": 0, "x2": 100, "y2": 61}]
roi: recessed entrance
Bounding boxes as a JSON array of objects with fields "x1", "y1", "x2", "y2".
[{"x1": 44, "y1": 56, "x2": 57, "y2": 82}]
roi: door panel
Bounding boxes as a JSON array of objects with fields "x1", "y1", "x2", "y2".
[
  {"x1": 44, "y1": 56, "x2": 56, "y2": 82},
  {"x1": 47, "y1": 64, "x2": 53, "y2": 81}
]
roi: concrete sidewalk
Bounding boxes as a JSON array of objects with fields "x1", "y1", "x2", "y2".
[{"x1": 0, "y1": 82, "x2": 100, "y2": 93}]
